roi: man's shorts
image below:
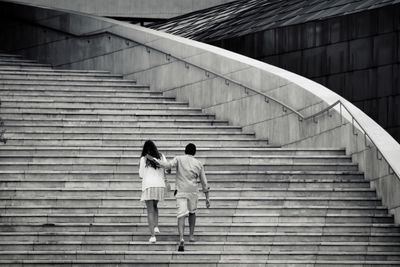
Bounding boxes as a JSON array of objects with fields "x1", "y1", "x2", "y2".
[{"x1": 176, "y1": 192, "x2": 198, "y2": 218}]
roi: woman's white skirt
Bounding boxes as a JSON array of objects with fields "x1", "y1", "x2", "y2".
[{"x1": 140, "y1": 187, "x2": 165, "y2": 202}]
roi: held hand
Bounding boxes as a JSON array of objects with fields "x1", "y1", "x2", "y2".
[
  {"x1": 205, "y1": 199, "x2": 210, "y2": 209},
  {"x1": 145, "y1": 154, "x2": 157, "y2": 162},
  {"x1": 165, "y1": 182, "x2": 171, "y2": 191},
  {"x1": 145, "y1": 155, "x2": 160, "y2": 166}
]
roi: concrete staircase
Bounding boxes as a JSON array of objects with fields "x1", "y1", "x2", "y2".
[{"x1": 0, "y1": 53, "x2": 399, "y2": 266}]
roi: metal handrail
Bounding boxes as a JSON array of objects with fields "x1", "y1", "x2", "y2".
[
  {"x1": 302, "y1": 99, "x2": 400, "y2": 181},
  {"x1": 15, "y1": 17, "x2": 399, "y2": 181}
]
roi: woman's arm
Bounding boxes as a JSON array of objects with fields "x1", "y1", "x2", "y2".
[{"x1": 138, "y1": 157, "x2": 146, "y2": 179}]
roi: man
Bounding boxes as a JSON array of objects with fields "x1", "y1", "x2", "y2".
[{"x1": 149, "y1": 143, "x2": 210, "y2": 252}]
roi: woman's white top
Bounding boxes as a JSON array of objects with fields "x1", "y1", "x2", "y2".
[{"x1": 139, "y1": 154, "x2": 166, "y2": 191}]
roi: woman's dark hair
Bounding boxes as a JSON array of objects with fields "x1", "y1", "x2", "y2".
[
  {"x1": 185, "y1": 143, "x2": 196, "y2": 156},
  {"x1": 141, "y1": 140, "x2": 161, "y2": 169}
]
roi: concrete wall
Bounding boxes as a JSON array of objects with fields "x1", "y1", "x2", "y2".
[
  {"x1": 8, "y1": 0, "x2": 236, "y2": 19},
  {"x1": 1, "y1": 0, "x2": 400, "y2": 222}
]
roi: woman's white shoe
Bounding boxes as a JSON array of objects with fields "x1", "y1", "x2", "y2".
[
  {"x1": 149, "y1": 236, "x2": 156, "y2": 243},
  {"x1": 154, "y1": 227, "x2": 160, "y2": 234}
]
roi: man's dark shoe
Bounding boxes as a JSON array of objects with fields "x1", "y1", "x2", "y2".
[{"x1": 178, "y1": 240, "x2": 184, "y2": 252}]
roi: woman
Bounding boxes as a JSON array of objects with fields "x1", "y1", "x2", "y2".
[{"x1": 139, "y1": 140, "x2": 167, "y2": 243}]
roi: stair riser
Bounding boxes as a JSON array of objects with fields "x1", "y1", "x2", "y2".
[
  {"x1": 3, "y1": 119, "x2": 228, "y2": 126},
  {"x1": 0, "y1": 146, "x2": 344, "y2": 155},
  {"x1": 0, "y1": 59, "x2": 36, "y2": 63},
  {"x1": 0, "y1": 215, "x2": 390, "y2": 224},
  {"x1": 0, "y1": 83, "x2": 145, "y2": 89},
  {"x1": 0, "y1": 79, "x2": 136, "y2": 86},
  {"x1": 0, "y1": 90, "x2": 157, "y2": 97},
  {"x1": 5, "y1": 133, "x2": 254, "y2": 141},
  {"x1": 0, "y1": 173, "x2": 364, "y2": 180},
  {"x1": 0, "y1": 244, "x2": 399, "y2": 254},
  {"x1": 0, "y1": 164, "x2": 358, "y2": 171},
  {"x1": 3, "y1": 114, "x2": 215, "y2": 121},
  {"x1": 0, "y1": 181, "x2": 370, "y2": 189},
  {"x1": 0, "y1": 73, "x2": 123, "y2": 80},
  {"x1": 0, "y1": 225, "x2": 397, "y2": 234},
  {"x1": 0, "y1": 56, "x2": 23, "y2": 60},
  {"x1": 3, "y1": 126, "x2": 241, "y2": 133},
  {"x1": 0, "y1": 262, "x2": 398, "y2": 267},
  {"x1": 0, "y1": 207, "x2": 385, "y2": 216},
  {"x1": 0, "y1": 67, "x2": 110, "y2": 74},
  {"x1": 2, "y1": 234, "x2": 399, "y2": 243},
  {"x1": 4, "y1": 140, "x2": 269, "y2": 147},
  {"x1": 0, "y1": 190, "x2": 376, "y2": 198},
  {"x1": 0, "y1": 64, "x2": 50, "y2": 68},
  {"x1": 0, "y1": 199, "x2": 382, "y2": 207},
  {"x1": 1, "y1": 95, "x2": 173, "y2": 102},
  {"x1": 2, "y1": 109, "x2": 205, "y2": 116},
  {"x1": 0, "y1": 157, "x2": 351, "y2": 164},
  {"x1": 2, "y1": 102, "x2": 190, "y2": 110}
]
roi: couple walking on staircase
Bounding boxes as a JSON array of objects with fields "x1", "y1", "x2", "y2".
[{"x1": 139, "y1": 140, "x2": 211, "y2": 252}]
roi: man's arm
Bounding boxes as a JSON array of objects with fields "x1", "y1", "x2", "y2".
[
  {"x1": 199, "y1": 166, "x2": 210, "y2": 208},
  {"x1": 146, "y1": 154, "x2": 177, "y2": 170}
]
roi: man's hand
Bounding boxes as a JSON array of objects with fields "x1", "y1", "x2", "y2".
[
  {"x1": 145, "y1": 154, "x2": 158, "y2": 162},
  {"x1": 205, "y1": 198, "x2": 210, "y2": 209},
  {"x1": 165, "y1": 181, "x2": 171, "y2": 191}
]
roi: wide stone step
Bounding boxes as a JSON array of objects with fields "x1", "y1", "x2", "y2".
[
  {"x1": 3, "y1": 125, "x2": 243, "y2": 134},
  {"x1": 0, "y1": 154, "x2": 351, "y2": 164},
  {"x1": 0, "y1": 259, "x2": 399, "y2": 267},
  {"x1": 0, "y1": 88, "x2": 156, "y2": 97},
  {"x1": 0, "y1": 162, "x2": 358, "y2": 171},
  {"x1": 3, "y1": 117, "x2": 229, "y2": 126},
  {"x1": 3, "y1": 112, "x2": 215, "y2": 121},
  {"x1": 0, "y1": 177, "x2": 369, "y2": 189},
  {"x1": 5, "y1": 138, "x2": 269, "y2": 147},
  {"x1": 2, "y1": 231, "x2": 399, "y2": 243},
  {"x1": 0, "y1": 187, "x2": 376, "y2": 198},
  {"x1": 1, "y1": 93, "x2": 176, "y2": 103},
  {"x1": 0, "y1": 70, "x2": 123, "y2": 79},
  {"x1": 0, "y1": 146, "x2": 345, "y2": 156},
  {"x1": 2, "y1": 100, "x2": 190, "y2": 109},
  {"x1": 0, "y1": 67, "x2": 111, "y2": 74},
  {"x1": 0, "y1": 58, "x2": 37, "y2": 64},
  {"x1": 0, "y1": 83, "x2": 148, "y2": 92},
  {"x1": 0, "y1": 213, "x2": 391, "y2": 224},
  {"x1": 0, "y1": 54, "x2": 23, "y2": 60},
  {"x1": 1, "y1": 242, "x2": 400, "y2": 254},
  {"x1": 2, "y1": 106, "x2": 203, "y2": 114},
  {"x1": 0, "y1": 221, "x2": 397, "y2": 233},
  {"x1": 0, "y1": 77, "x2": 135, "y2": 84},
  {"x1": 5, "y1": 131, "x2": 255, "y2": 141},
  {"x1": 0, "y1": 170, "x2": 364, "y2": 181},
  {"x1": 0, "y1": 196, "x2": 382, "y2": 207},
  {"x1": 0, "y1": 62, "x2": 52, "y2": 68},
  {"x1": 0, "y1": 205, "x2": 387, "y2": 216}
]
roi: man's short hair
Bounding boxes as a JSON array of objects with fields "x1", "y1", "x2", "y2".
[{"x1": 185, "y1": 143, "x2": 196, "y2": 155}]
